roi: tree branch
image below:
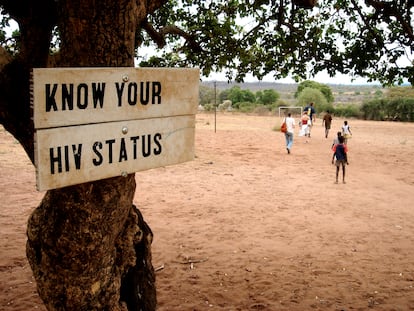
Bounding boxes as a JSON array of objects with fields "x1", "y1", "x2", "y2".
[
  {"x1": 141, "y1": 19, "x2": 202, "y2": 52},
  {"x1": 292, "y1": 0, "x2": 317, "y2": 9},
  {"x1": 365, "y1": 0, "x2": 414, "y2": 43},
  {"x1": 141, "y1": 19, "x2": 166, "y2": 47},
  {"x1": 0, "y1": 0, "x2": 57, "y2": 162},
  {"x1": 350, "y1": 0, "x2": 384, "y2": 45}
]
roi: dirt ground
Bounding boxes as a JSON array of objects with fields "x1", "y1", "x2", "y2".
[{"x1": 1, "y1": 112, "x2": 414, "y2": 311}]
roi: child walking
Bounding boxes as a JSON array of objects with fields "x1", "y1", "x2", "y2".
[
  {"x1": 341, "y1": 120, "x2": 352, "y2": 144},
  {"x1": 332, "y1": 136, "x2": 349, "y2": 184},
  {"x1": 298, "y1": 111, "x2": 310, "y2": 138},
  {"x1": 331, "y1": 131, "x2": 342, "y2": 149}
]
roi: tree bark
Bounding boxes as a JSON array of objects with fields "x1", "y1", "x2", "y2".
[
  {"x1": 0, "y1": 0, "x2": 55, "y2": 160},
  {"x1": 27, "y1": 177, "x2": 156, "y2": 310},
  {"x1": 21, "y1": 0, "x2": 157, "y2": 310}
]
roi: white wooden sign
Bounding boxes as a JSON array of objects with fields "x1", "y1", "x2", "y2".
[
  {"x1": 33, "y1": 68, "x2": 199, "y2": 191},
  {"x1": 33, "y1": 67, "x2": 198, "y2": 128}
]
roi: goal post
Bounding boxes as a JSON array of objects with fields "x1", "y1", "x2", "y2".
[{"x1": 278, "y1": 106, "x2": 303, "y2": 118}]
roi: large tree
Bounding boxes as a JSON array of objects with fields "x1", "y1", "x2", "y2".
[
  {"x1": 0, "y1": 0, "x2": 412, "y2": 310},
  {"x1": 138, "y1": 0, "x2": 413, "y2": 85},
  {"x1": 0, "y1": 0, "x2": 165, "y2": 310}
]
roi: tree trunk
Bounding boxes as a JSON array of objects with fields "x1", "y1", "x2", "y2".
[
  {"x1": 27, "y1": 178, "x2": 156, "y2": 310},
  {"x1": 24, "y1": 0, "x2": 157, "y2": 310}
]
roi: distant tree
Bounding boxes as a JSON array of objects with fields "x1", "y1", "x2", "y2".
[
  {"x1": 295, "y1": 80, "x2": 334, "y2": 103},
  {"x1": 228, "y1": 86, "x2": 243, "y2": 106},
  {"x1": 199, "y1": 85, "x2": 216, "y2": 106},
  {"x1": 227, "y1": 86, "x2": 256, "y2": 108},
  {"x1": 241, "y1": 89, "x2": 256, "y2": 103},
  {"x1": 386, "y1": 86, "x2": 414, "y2": 99},
  {"x1": 256, "y1": 89, "x2": 280, "y2": 106},
  {"x1": 219, "y1": 88, "x2": 231, "y2": 103},
  {"x1": 297, "y1": 87, "x2": 331, "y2": 114},
  {"x1": 374, "y1": 90, "x2": 383, "y2": 97}
]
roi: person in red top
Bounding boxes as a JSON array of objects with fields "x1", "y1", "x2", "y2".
[
  {"x1": 299, "y1": 111, "x2": 310, "y2": 137},
  {"x1": 332, "y1": 136, "x2": 349, "y2": 184}
]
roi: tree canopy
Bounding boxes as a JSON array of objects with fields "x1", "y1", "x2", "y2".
[
  {"x1": 297, "y1": 87, "x2": 330, "y2": 112},
  {"x1": 227, "y1": 86, "x2": 256, "y2": 106},
  {"x1": 1, "y1": 0, "x2": 413, "y2": 86},
  {"x1": 256, "y1": 89, "x2": 280, "y2": 105},
  {"x1": 295, "y1": 80, "x2": 334, "y2": 103},
  {"x1": 136, "y1": 0, "x2": 414, "y2": 85}
]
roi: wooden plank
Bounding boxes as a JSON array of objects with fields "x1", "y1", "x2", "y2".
[
  {"x1": 34, "y1": 115, "x2": 195, "y2": 191},
  {"x1": 33, "y1": 67, "x2": 199, "y2": 129}
]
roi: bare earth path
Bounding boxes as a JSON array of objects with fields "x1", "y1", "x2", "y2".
[{"x1": 1, "y1": 112, "x2": 414, "y2": 310}]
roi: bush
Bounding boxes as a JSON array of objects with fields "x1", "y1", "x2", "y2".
[
  {"x1": 253, "y1": 105, "x2": 271, "y2": 115},
  {"x1": 333, "y1": 104, "x2": 362, "y2": 118},
  {"x1": 398, "y1": 99, "x2": 414, "y2": 121},
  {"x1": 203, "y1": 103, "x2": 215, "y2": 111},
  {"x1": 318, "y1": 102, "x2": 335, "y2": 116},
  {"x1": 361, "y1": 97, "x2": 414, "y2": 121},
  {"x1": 238, "y1": 102, "x2": 256, "y2": 113},
  {"x1": 361, "y1": 99, "x2": 386, "y2": 120},
  {"x1": 387, "y1": 98, "x2": 414, "y2": 121}
]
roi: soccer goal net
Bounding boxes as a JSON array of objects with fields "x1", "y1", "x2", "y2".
[{"x1": 278, "y1": 106, "x2": 303, "y2": 118}]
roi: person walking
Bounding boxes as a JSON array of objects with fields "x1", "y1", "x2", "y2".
[
  {"x1": 298, "y1": 111, "x2": 310, "y2": 139},
  {"x1": 341, "y1": 120, "x2": 352, "y2": 144},
  {"x1": 332, "y1": 135, "x2": 349, "y2": 184},
  {"x1": 304, "y1": 102, "x2": 316, "y2": 137},
  {"x1": 332, "y1": 131, "x2": 342, "y2": 149},
  {"x1": 284, "y1": 113, "x2": 295, "y2": 154},
  {"x1": 322, "y1": 110, "x2": 333, "y2": 138}
]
